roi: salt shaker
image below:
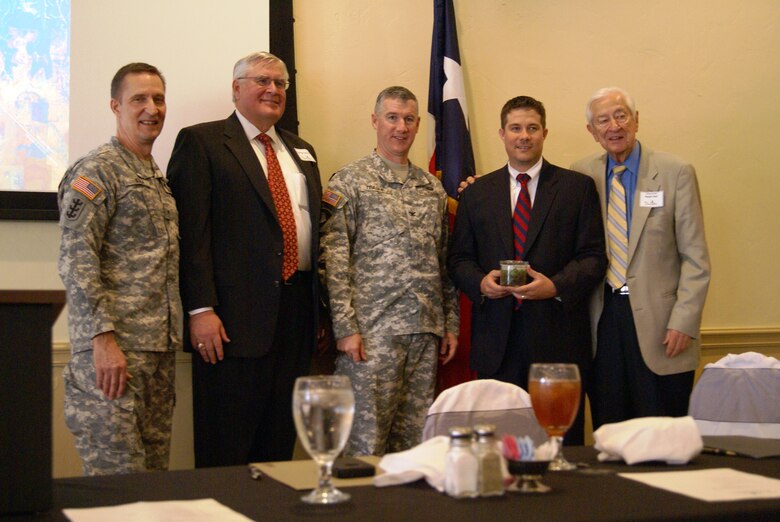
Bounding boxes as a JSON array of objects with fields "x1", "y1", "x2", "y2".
[
  {"x1": 474, "y1": 424, "x2": 505, "y2": 497},
  {"x1": 444, "y1": 426, "x2": 478, "y2": 498}
]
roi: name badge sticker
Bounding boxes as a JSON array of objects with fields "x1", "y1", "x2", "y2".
[
  {"x1": 295, "y1": 148, "x2": 316, "y2": 162},
  {"x1": 640, "y1": 191, "x2": 664, "y2": 207}
]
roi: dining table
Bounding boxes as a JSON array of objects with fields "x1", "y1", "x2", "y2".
[{"x1": 7, "y1": 446, "x2": 780, "y2": 521}]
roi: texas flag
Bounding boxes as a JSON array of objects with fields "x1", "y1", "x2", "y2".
[{"x1": 428, "y1": 0, "x2": 476, "y2": 392}]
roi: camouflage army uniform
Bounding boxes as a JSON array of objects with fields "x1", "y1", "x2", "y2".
[
  {"x1": 58, "y1": 137, "x2": 181, "y2": 476},
  {"x1": 320, "y1": 151, "x2": 459, "y2": 455}
]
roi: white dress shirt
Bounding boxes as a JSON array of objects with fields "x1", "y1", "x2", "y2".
[
  {"x1": 507, "y1": 157, "x2": 543, "y2": 212},
  {"x1": 236, "y1": 109, "x2": 312, "y2": 270},
  {"x1": 188, "y1": 112, "x2": 313, "y2": 316}
]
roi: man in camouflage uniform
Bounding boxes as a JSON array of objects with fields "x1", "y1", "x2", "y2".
[
  {"x1": 320, "y1": 86, "x2": 459, "y2": 456},
  {"x1": 58, "y1": 63, "x2": 180, "y2": 475}
]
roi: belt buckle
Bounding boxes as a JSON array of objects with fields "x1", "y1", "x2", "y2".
[{"x1": 617, "y1": 285, "x2": 629, "y2": 295}]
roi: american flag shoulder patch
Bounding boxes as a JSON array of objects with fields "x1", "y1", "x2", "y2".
[
  {"x1": 71, "y1": 175, "x2": 102, "y2": 200},
  {"x1": 322, "y1": 189, "x2": 343, "y2": 207}
]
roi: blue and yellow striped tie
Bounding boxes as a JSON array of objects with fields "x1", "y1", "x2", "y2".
[{"x1": 606, "y1": 165, "x2": 628, "y2": 290}]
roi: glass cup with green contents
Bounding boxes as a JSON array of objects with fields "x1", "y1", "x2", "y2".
[{"x1": 500, "y1": 260, "x2": 530, "y2": 286}]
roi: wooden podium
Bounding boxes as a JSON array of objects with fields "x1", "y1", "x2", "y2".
[{"x1": 0, "y1": 290, "x2": 65, "y2": 515}]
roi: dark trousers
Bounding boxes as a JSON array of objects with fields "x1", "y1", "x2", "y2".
[
  {"x1": 478, "y1": 309, "x2": 587, "y2": 446},
  {"x1": 589, "y1": 287, "x2": 694, "y2": 430},
  {"x1": 192, "y1": 272, "x2": 314, "y2": 467}
]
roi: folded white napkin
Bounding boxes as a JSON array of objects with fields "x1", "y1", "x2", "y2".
[
  {"x1": 593, "y1": 416, "x2": 703, "y2": 465},
  {"x1": 373, "y1": 436, "x2": 449, "y2": 491},
  {"x1": 704, "y1": 352, "x2": 780, "y2": 369}
]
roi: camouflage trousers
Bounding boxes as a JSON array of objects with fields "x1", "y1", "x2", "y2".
[
  {"x1": 63, "y1": 350, "x2": 175, "y2": 476},
  {"x1": 336, "y1": 332, "x2": 438, "y2": 456}
]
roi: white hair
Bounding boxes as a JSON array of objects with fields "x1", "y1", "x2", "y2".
[{"x1": 585, "y1": 87, "x2": 636, "y2": 123}]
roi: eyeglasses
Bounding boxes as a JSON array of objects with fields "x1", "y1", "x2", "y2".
[
  {"x1": 594, "y1": 111, "x2": 631, "y2": 129},
  {"x1": 237, "y1": 76, "x2": 290, "y2": 90}
]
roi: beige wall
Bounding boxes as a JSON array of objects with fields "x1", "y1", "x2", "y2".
[
  {"x1": 294, "y1": 0, "x2": 780, "y2": 447},
  {"x1": 2, "y1": 0, "x2": 780, "y2": 476},
  {"x1": 295, "y1": 0, "x2": 780, "y2": 329},
  {"x1": 5, "y1": 0, "x2": 778, "y2": 339}
]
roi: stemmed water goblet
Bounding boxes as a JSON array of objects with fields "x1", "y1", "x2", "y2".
[{"x1": 292, "y1": 375, "x2": 355, "y2": 504}]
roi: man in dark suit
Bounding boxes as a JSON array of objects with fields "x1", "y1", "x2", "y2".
[
  {"x1": 448, "y1": 96, "x2": 606, "y2": 444},
  {"x1": 168, "y1": 52, "x2": 321, "y2": 466}
]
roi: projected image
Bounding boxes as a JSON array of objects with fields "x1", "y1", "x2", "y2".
[{"x1": 0, "y1": 0, "x2": 69, "y2": 192}]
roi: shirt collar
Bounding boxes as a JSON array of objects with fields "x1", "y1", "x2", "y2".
[
  {"x1": 235, "y1": 109, "x2": 281, "y2": 145},
  {"x1": 371, "y1": 150, "x2": 429, "y2": 186},
  {"x1": 607, "y1": 141, "x2": 641, "y2": 176},
  {"x1": 110, "y1": 136, "x2": 161, "y2": 178},
  {"x1": 507, "y1": 156, "x2": 543, "y2": 182}
]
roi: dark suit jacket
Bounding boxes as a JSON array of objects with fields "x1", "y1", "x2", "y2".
[
  {"x1": 447, "y1": 159, "x2": 607, "y2": 375},
  {"x1": 168, "y1": 112, "x2": 322, "y2": 358}
]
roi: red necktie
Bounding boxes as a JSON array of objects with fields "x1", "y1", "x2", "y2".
[
  {"x1": 257, "y1": 133, "x2": 298, "y2": 280},
  {"x1": 513, "y1": 173, "x2": 532, "y2": 260},
  {"x1": 512, "y1": 173, "x2": 531, "y2": 309}
]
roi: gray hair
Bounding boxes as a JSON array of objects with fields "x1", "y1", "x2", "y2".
[
  {"x1": 232, "y1": 52, "x2": 288, "y2": 101},
  {"x1": 585, "y1": 87, "x2": 636, "y2": 123},
  {"x1": 233, "y1": 51, "x2": 288, "y2": 80},
  {"x1": 374, "y1": 86, "x2": 418, "y2": 115}
]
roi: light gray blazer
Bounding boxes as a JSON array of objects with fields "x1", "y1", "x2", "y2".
[{"x1": 572, "y1": 145, "x2": 710, "y2": 375}]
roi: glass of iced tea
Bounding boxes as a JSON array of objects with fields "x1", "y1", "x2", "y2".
[{"x1": 528, "y1": 363, "x2": 581, "y2": 471}]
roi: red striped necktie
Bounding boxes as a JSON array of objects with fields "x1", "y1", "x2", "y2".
[
  {"x1": 513, "y1": 173, "x2": 532, "y2": 260},
  {"x1": 512, "y1": 173, "x2": 531, "y2": 309}
]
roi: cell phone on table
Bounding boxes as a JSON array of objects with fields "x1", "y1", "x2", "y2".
[{"x1": 332, "y1": 457, "x2": 376, "y2": 478}]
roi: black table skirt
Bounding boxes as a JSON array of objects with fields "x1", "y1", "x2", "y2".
[{"x1": 8, "y1": 447, "x2": 780, "y2": 521}]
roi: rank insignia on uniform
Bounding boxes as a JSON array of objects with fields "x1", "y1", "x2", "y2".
[
  {"x1": 72, "y1": 176, "x2": 102, "y2": 200},
  {"x1": 322, "y1": 189, "x2": 342, "y2": 207}
]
